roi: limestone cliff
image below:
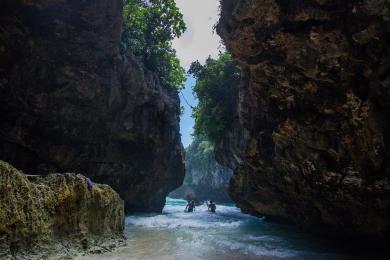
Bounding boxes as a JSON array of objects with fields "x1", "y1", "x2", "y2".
[
  {"x1": 0, "y1": 0, "x2": 185, "y2": 212},
  {"x1": 0, "y1": 160, "x2": 124, "y2": 258},
  {"x1": 170, "y1": 138, "x2": 233, "y2": 203},
  {"x1": 217, "y1": 0, "x2": 390, "y2": 238}
]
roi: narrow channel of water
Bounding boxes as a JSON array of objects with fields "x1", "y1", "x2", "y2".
[{"x1": 79, "y1": 198, "x2": 374, "y2": 260}]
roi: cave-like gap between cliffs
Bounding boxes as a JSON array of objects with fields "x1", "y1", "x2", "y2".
[
  {"x1": 80, "y1": 0, "x2": 389, "y2": 259},
  {"x1": 1, "y1": 0, "x2": 389, "y2": 259}
]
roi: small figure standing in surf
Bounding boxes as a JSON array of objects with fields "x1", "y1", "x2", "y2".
[
  {"x1": 206, "y1": 200, "x2": 216, "y2": 213},
  {"x1": 185, "y1": 200, "x2": 196, "y2": 212}
]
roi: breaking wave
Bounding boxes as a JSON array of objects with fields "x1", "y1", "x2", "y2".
[{"x1": 78, "y1": 198, "x2": 358, "y2": 260}]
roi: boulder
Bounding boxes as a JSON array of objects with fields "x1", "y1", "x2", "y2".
[{"x1": 0, "y1": 160, "x2": 125, "y2": 258}]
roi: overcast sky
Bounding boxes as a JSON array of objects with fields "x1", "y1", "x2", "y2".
[
  {"x1": 173, "y1": 0, "x2": 223, "y2": 69},
  {"x1": 173, "y1": 0, "x2": 223, "y2": 147}
]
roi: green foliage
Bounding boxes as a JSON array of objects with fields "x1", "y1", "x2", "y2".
[
  {"x1": 184, "y1": 136, "x2": 214, "y2": 185},
  {"x1": 122, "y1": 0, "x2": 186, "y2": 90},
  {"x1": 189, "y1": 53, "x2": 240, "y2": 145},
  {"x1": 185, "y1": 137, "x2": 214, "y2": 166}
]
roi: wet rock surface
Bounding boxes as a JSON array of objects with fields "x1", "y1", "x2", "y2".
[
  {"x1": 0, "y1": 0, "x2": 185, "y2": 212},
  {"x1": 217, "y1": 0, "x2": 390, "y2": 238},
  {"x1": 0, "y1": 160, "x2": 125, "y2": 259}
]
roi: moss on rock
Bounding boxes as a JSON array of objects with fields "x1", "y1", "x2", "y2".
[{"x1": 0, "y1": 160, "x2": 125, "y2": 258}]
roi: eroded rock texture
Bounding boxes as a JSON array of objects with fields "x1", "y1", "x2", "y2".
[
  {"x1": 217, "y1": 0, "x2": 390, "y2": 238},
  {"x1": 0, "y1": 0, "x2": 184, "y2": 212},
  {"x1": 0, "y1": 160, "x2": 124, "y2": 258}
]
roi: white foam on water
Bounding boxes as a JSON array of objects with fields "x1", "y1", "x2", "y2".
[
  {"x1": 174, "y1": 233, "x2": 210, "y2": 258},
  {"x1": 217, "y1": 239, "x2": 300, "y2": 258},
  {"x1": 246, "y1": 234, "x2": 284, "y2": 243},
  {"x1": 126, "y1": 200, "x2": 245, "y2": 229},
  {"x1": 77, "y1": 198, "x2": 354, "y2": 260},
  {"x1": 125, "y1": 210, "x2": 243, "y2": 229}
]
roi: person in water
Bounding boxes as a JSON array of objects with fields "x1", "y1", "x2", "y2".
[
  {"x1": 185, "y1": 200, "x2": 196, "y2": 212},
  {"x1": 206, "y1": 200, "x2": 216, "y2": 213}
]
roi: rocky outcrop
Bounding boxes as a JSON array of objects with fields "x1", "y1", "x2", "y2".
[
  {"x1": 170, "y1": 139, "x2": 233, "y2": 203},
  {"x1": 217, "y1": 0, "x2": 390, "y2": 238},
  {"x1": 0, "y1": 0, "x2": 184, "y2": 212},
  {"x1": 0, "y1": 160, "x2": 124, "y2": 259}
]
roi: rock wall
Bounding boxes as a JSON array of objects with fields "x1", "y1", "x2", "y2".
[
  {"x1": 170, "y1": 139, "x2": 233, "y2": 203},
  {"x1": 0, "y1": 160, "x2": 124, "y2": 258},
  {"x1": 217, "y1": 0, "x2": 390, "y2": 238},
  {"x1": 0, "y1": 0, "x2": 185, "y2": 212}
]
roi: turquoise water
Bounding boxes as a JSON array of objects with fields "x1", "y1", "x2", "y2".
[{"x1": 79, "y1": 198, "x2": 369, "y2": 260}]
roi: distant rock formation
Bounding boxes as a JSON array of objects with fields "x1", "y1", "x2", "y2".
[
  {"x1": 217, "y1": 0, "x2": 390, "y2": 238},
  {"x1": 170, "y1": 138, "x2": 233, "y2": 203},
  {"x1": 0, "y1": 160, "x2": 124, "y2": 259},
  {"x1": 0, "y1": 0, "x2": 184, "y2": 212}
]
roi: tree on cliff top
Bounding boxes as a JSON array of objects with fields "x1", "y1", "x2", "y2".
[
  {"x1": 122, "y1": 0, "x2": 186, "y2": 90},
  {"x1": 189, "y1": 53, "x2": 240, "y2": 145}
]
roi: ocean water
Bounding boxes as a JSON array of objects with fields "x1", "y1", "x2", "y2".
[{"x1": 78, "y1": 198, "x2": 370, "y2": 260}]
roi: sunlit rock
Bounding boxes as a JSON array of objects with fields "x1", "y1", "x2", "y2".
[{"x1": 0, "y1": 160, "x2": 125, "y2": 258}]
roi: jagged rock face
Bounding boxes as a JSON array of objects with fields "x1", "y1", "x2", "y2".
[
  {"x1": 0, "y1": 0, "x2": 184, "y2": 212},
  {"x1": 0, "y1": 160, "x2": 124, "y2": 258},
  {"x1": 217, "y1": 0, "x2": 390, "y2": 238},
  {"x1": 170, "y1": 140, "x2": 233, "y2": 203}
]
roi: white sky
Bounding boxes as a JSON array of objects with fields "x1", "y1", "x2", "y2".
[
  {"x1": 173, "y1": 0, "x2": 223, "y2": 69},
  {"x1": 174, "y1": 0, "x2": 223, "y2": 147}
]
